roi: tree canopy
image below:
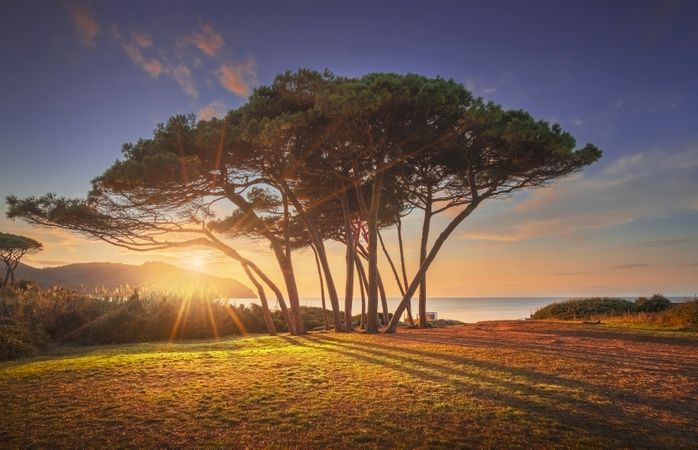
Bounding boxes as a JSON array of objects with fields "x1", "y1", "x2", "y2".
[
  {"x1": 6, "y1": 69, "x2": 601, "y2": 334},
  {"x1": 0, "y1": 232, "x2": 42, "y2": 287}
]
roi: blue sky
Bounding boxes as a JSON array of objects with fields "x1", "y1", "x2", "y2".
[{"x1": 0, "y1": 0, "x2": 696, "y2": 296}]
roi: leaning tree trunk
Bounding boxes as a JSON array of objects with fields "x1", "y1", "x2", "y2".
[
  {"x1": 385, "y1": 198, "x2": 483, "y2": 333},
  {"x1": 247, "y1": 258, "x2": 294, "y2": 335},
  {"x1": 271, "y1": 241, "x2": 305, "y2": 334},
  {"x1": 242, "y1": 264, "x2": 277, "y2": 336},
  {"x1": 203, "y1": 230, "x2": 295, "y2": 334},
  {"x1": 220, "y1": 189, "x2": 301, "y2": 334},
  {"x1": 283, "y1": 185, "x2": 343, "y2": 331},
  {"x1": 418, "y1": 196, "x2": 432, "y2": 327}
]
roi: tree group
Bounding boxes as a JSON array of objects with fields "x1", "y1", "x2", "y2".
[{"x1": 6, "y1": 70, "x2": 601, "y2": 334}]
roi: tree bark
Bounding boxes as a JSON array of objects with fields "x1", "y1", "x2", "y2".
[
  {"x1": 282, "y1": 184, "x2": 343, "y2": 331},
  {"x1": 378, "y1": 229, "x2": 404, "y2": 295},
  {"x1": 418, "y1": 192, "x2": 432, "y2": 327},
  {"x1": 311, "y1": 244, "x2": 329, "y2": 330},
  {"x1": 377, "y1": 272, "x2": 389, "y2": 325},
  {"x1": 221, "y1": 187, "x2": 303, "y2": 334},
  {"x1": 270, "y1": 241, "x2": 305, "y2": 334},
  {"x1": 340, "y1": 194, "x2": 354, "y2": 331},
  {"x1": 395, "y1": 217, "x2": 415, "y2": 326},
  {"x1": 355, "y1": 254, "x2": 368, "y2": 329},
  {"x1": 378, "y1": 229, "x2": 414, "y2": 325},
  {"x1": 365, "y1": 169, "x2": 384, "y2": 333},
  {"x1": 202, "y1": 230, "x2": 295, "y2": 334},
  {"x1": 242, "y1": 264, "x2": 277, "y2": 336},
  {"x1": 385, "y1": 198, "x2": 484, "y2": 333}
]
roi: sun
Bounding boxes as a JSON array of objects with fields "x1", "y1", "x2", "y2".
[{"x1": 191, "y1": 255, "x2": 205, "y2": 270}]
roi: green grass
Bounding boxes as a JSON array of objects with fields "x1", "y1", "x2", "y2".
[{"x1": 1, "y1": 322, "x2": 697, "y2": 448}]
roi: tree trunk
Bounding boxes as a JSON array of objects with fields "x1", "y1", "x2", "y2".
[
  {"x1": 311, "y1": 244, "x2": 329, "y2": 330},
  {"x1": 248, "y1": 258, "x2": 294, "y2": 335},
  {"x1": 340, "y1": 194, "x2": 354, "y2": 331},
  {"x1": 378, "y1": 229, "x2": 404, "y2": 295},
  {"x1": 220, "y1": 188, "x2": 301, "y2": 334},
  {"x1": 8, "y1": 260, "x2": 17, "y2": 287},
  {"x1": 365, "y1": 170, "x2": 384, "y2": 333},
  {"x1": 385, "y1": 199, "x2": 483, "y2": 333},
  {"x1": 378, "y1": 229, "x2": 413, "y2": 325},
  {"x1": 283, "y1": 185, "x2": 343, "y2": 331},
  {"x1": 203, "y1": 231, "x2": 295, "y2": 334},
  {"x1": 2, "y1": 263, "x2": 10, "y2": 287},
  {"x1": 271, "y1": 241, "x2": 305, "y2": 334},
  {"x1": 377, "y1": 272, "x2": 389, "y2": 325},
  {"x1": 242, "y1": 264, "x2": 277, "y2": 336},
  {"x1": 418, "y1": 195, "x2": 432, "y2": 327},
  {"x1": 354, "y1": 252, "x2": 369, "y2": 329},
  {"x1": 395, "y1": 218, "x2": 415, "y2": 326}
]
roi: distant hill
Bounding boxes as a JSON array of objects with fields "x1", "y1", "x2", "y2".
[{"x1": 15, "y1": 261, "x2": 255, "y2": 298}]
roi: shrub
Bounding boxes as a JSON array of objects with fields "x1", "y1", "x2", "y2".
[
  {"x1": 0, "y1": 318, "x2": 49, "y2": 360},
  {"x1": 0, "y1": 285, "x2": 338, "y2": 359},
  {"x1": 634, "y1": 294, "x2": 672, "y2": 313},
  {"x1": 531, "y1": 297, "x2": 634, "y2": 320},
  {"x1": 0, "y1": 319, "x2": 36, "y2": 360}
]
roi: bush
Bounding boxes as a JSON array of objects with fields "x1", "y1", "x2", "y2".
[
  {"x1": 531, "y1": 297, "x2": 634, "y2": 320},
  {"x1": 634, "y1": 294, "x2": 672, "y2": 313},
  {"x1": 0, "y1": 318, "x2": 48, "y2": 360},
  {"x1": 0, "y1": 285, "x2": 340, "y2": 359},
  {"x1": 656, "y1": 299, "x2": 698, "y2": 329},
  {"x1": 532, "y1": 295, "x2": 698, "y2": 331}
]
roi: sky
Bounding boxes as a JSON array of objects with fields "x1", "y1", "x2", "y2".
[{"x1": 0, "y1": 0, "x2": 697, "y2": 297}]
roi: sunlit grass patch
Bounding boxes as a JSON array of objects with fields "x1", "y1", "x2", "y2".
[{"x1": 1, "y1": 323, "x2": 697, "y2": 448}]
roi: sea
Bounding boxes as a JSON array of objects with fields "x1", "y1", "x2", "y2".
[{"x1": 226, "y1": 296, "x2": 694, "y2": 323}]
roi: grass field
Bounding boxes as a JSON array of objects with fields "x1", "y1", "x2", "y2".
[{"x1": 1, "y1": 321, "x2": 697, "y2": 448}]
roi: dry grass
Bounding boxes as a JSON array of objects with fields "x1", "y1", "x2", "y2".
[
  {"x1": 599, "y1": 301, "x2": 698, "y2": 331},
  {"x1": 1, "y1": 321, "x2": 697, "y2": 448}
]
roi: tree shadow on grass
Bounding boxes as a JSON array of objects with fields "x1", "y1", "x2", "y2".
[
  {"x1": 289, "y1": 334, "x2": 696, "y2": 448},
  {"x1": 392, "y1": 329, "x2": 698, "y2": 374}
]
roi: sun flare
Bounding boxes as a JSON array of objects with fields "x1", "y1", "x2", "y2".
[{"x1": 191, "y1": 255, "x2": 204, "y2": 270}]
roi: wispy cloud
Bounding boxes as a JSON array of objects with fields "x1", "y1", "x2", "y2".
[
  {"x1": 114, "y1": 28, "x2": 198, "y2": 97},
  {"x1": 197, "y1": 101, "x2": 227, "y2": 121},
  {"x1": 185, "y1": 23, "x2": 225, "y2": 57},
  {"x1": 130, "y1": 31, "x2": 153, "y2": 49},
  {"x1": 122, "y1": 31, "x2": 164, "y2": 77},
  {"x1": 216, "y1": 60, "x2": 257, "y2": 96},
  {"x1": 68, "y1": 2, "x2": 100, "y2": 47},
  {"x1": 171, "y1": 64, "x2": 197, "y2": 97},
  {"x1": 460, "y1": 146, "x2": 698, "y2": 242}
]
